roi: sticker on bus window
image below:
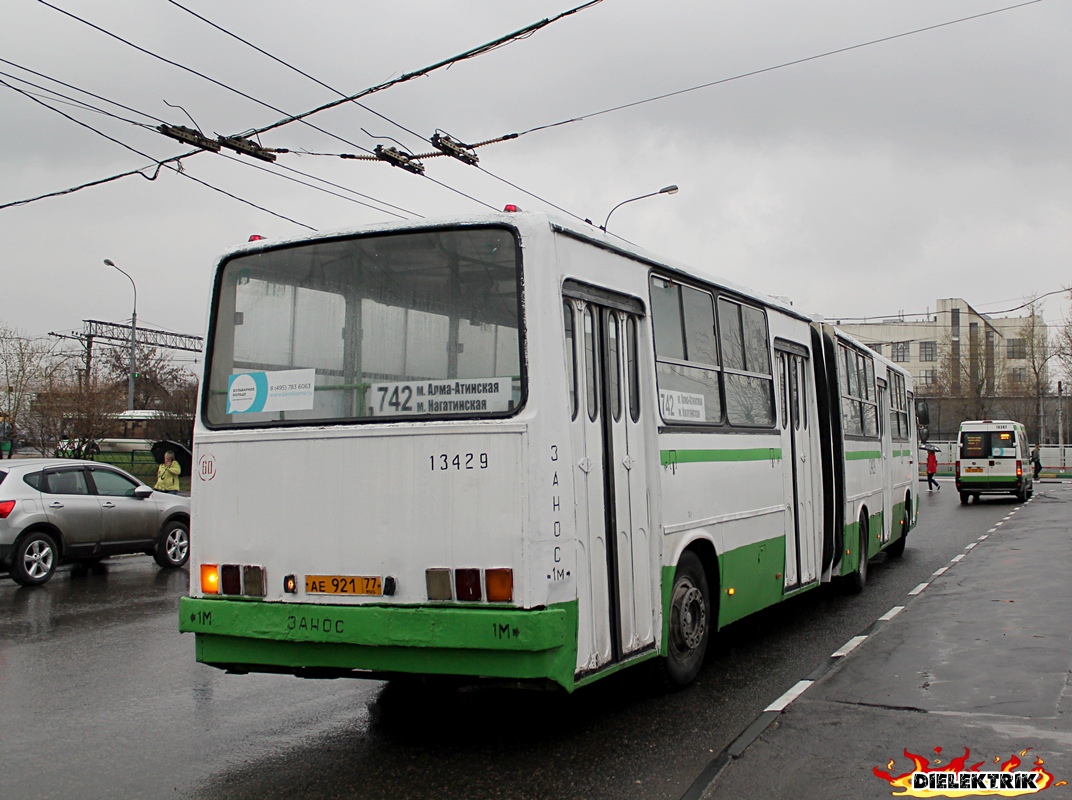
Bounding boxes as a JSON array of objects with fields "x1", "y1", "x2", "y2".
[
  {"x1": 227, "y1": 368, "x2": 316, "y2": 414},
  {"x1": 368, "y1": 377, "x2": 512, "y2": 416},
  {"x1": 659, "y1": 390, "x2": 706, "y2": 422}
]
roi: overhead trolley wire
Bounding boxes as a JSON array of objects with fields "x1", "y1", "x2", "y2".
[
  {"x1": 9, "y1": 0, "x2": 603, "y2": 217},
  {"x1": 0, "y1": 79, "x2": 315, "y2": 228},
  {"x1": 161, "y1": 0, "x2": 428, "y2": 148},
  {"x1": 159, "y1": 0, "x2": 595, "y2": 219},
  {"x1": 477, "y1": 1, "x2": 1046, "y2": 142}
]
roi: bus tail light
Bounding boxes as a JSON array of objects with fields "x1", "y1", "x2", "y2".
[
  {"x1": 243, "y1": 566, "x2": 266, "y2": 597},
  {"x1": 426, "y1": 567, "x2": 513, "y2": 603},
  {"x1": 455, "y1": 568, "x2": 482, "y2": 602},
  {"x1": 486, "y1": 568, "x2": 513, "y2": 602},
  {"x1": 201, "y1": 564, "x2": 220, "y2": 594},
  {"x1": 221, "y1": 564, "x2": 242, "y2": 595},
  {"x1": 201, "y1": 563, "x2": 266, "y2": 597},
  {"x1": 426, "y1": 568, "x2": 453, "y2": 600},
  {"x1": 1016, "y1": 460, "x2": 1023, "y2": 477},
  {"x1": 955, "y1": 460, "x2": 961, "y2": 477}
]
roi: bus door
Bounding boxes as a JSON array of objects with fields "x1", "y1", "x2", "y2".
[
  {"x1": 566, "y1": 285, "x2": 654, "y2": 671},
  {"x1": 776, "y1": 344, "x2": 819, "y2": 591},
  {"x1": 877, "y1": 377, "x2": 893, "y2": 544}
]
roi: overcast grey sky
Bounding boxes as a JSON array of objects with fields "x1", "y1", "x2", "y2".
[{"x1": 3, "y1": 0, "x2": 1069, "y2": 345}]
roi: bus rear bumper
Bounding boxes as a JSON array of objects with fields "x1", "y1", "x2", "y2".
[{"x1": 179, "y1": 597, "x2": 579, "y2": 690}]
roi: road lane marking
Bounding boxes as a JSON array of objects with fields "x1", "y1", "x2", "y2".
[
  {"x1": 831, "y1": 636, "x2": 868, "y2": 658},
  {"x1": 764, "y1": 680, "x2": 813, "y2": 712},
  {"x1": 879, "y1": 606, "x2": 905, "y2": 621},
  {"x1": 909, "y1": 582, "x2": 929, "y2": 596}
]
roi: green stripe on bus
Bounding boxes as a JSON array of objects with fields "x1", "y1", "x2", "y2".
[
  {"x1": 660, "y1": 447, "x2": 781, "y2": 466},
  {"x1": 845, "y1": 450, "x2": 883, "y2": 461},
  {"x1": 180, "y1": 597, "x2": 580, "y2": 689},
  {"x1": 958, "y1": 475, "x2": 1019, "y2": 484}
]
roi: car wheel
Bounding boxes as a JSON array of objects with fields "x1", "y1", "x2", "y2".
[
  {"x1": 658, "y1": 551, "x2": 710, "y2": 689},
  {"x1": 154, "y1": 520, "x2": 189, "y2": 569},
  {"x1": 959, "y1": 491, "x2": 969, "y2": 505},
  {"x1": 11, "y1": 531, "x2": 59, "y2": 586}
]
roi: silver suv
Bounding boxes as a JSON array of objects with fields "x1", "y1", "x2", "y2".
[{"x1": 0, "y1": 459, "x2": 190, "y2": 586}]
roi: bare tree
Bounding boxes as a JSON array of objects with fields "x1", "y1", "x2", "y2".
[
  {"x1": 98, "y1": 343, "x2": 191, "y2": 411},
  {"x1": 23, "y1": 355, "x2": 123, "y2": 457},
  {"x1": 0, "y1": 324, "x2": 59, "y2": 457},
  {"x1": 1010, "y1": 302, "x2": 1056, "y2": 441}
]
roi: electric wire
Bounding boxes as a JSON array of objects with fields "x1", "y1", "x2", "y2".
[
  {"x1": 490, "y1": 1, "x2": 1046, "y2": 141},
  {"x1": 241, "y1": 1, "x2": 604, "y2": 139},
  {"x1": 31, "y1": 0, "x2": 598, "y2": 216},
  {"x1": 0, "y1": 57, "x2": 169, "y2": 125},
  {"x1": 0, "y1": 62, "x2": 418, "y2": 219},
  {"x1": 0, "y1": 68, "x2": 158, "y2": 128},
  {"x1": 34, "y1": 0, "x2": 382, "y2": 159},
  {"x1": 2, "y1": 79, "x2": 315, "y2": 228},
  {"x1": 832, "y1": 287, "x2": 1071, "y2": 323},
  {"x1": 159, "y1": 0, "x2": 592, "y2": 219},
  {"x1": 217, "y1": 152, "x2": 414, "y2": 220},
  {"x1": 161, "y1": 0, "x2": 428, "y2": 148}
]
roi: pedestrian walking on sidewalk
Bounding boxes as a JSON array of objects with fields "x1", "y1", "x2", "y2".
[{"x1": 926, "y1": 449, "x2": 940, "y2": 492}]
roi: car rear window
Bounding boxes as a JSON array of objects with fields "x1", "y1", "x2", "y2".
[
  {"x1": 960, "y1": 431, "x2": 1016, "y2": 459},
  {"x1": 23, "y1": 472, "x2": 44, "y2": 489}
]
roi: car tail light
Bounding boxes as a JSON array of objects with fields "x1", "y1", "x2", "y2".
[
  {"x1": 486, "y1": 568, "x2": 513, "y2": 602},
  {"x1": 201, "y1": 564, "x2": 220, "y2": 594},
  {"x1": 0, "y1": 500, "x2": 15, "y2": 519},
  {"x1": 455, "y1": 568, "x2": 482, "y2": 602}
]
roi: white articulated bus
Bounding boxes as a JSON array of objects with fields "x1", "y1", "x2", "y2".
[{"x1": 179, "y1": 210, "x2": 919, "y2": 691}]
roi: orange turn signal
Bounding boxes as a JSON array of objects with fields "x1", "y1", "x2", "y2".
[
  {"x1": 485, "y1": 568, "x2": 513, "y2": 603},
  {"x1": 201, "y1": 564, "x2": 219, "y2": 594}
]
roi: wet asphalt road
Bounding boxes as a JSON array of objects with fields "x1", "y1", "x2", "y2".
[{"x1": 0, "y1": 479, "x2": 1019, "y2": 800}]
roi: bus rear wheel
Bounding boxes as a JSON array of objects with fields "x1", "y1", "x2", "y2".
[
  {"x1": 845, "y1": 514, "x2": 868, "y2": 594},
  {"x1": 659, "y1": 551, "x2": 710, "y2": 689},
  {"x1": 887, "y1": 505, "x2": 909, "y2": 558}
]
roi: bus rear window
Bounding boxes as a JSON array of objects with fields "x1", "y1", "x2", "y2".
[
  {"x1": 204, "y1": 227, "x2": 524, "y2": 427},
  {"x1": 960, "y1": 431, "x2": 1015, "y2": 459}
]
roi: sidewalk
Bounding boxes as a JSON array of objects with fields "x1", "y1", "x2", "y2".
[{"x1": 697, "y1": 484, "x2": 1072, "y2": 798}]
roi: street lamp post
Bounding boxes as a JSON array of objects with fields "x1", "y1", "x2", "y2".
[
  {"x1": 103, "y1": 259, "x2": 137, "y2": 410},
  {"x1": 600, "y1": 184, "x2": 679, "y2": 232}
]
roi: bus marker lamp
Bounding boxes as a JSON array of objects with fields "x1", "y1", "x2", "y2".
[
  {"x1": 283, "y1": 574, "x2": 297, "y2": 594},
  {"x1": 221, "y1": 564, "x2": 242, "y2": 595},
  {"x1": 485, "y1": 568, "x2": 513, "y2": 603},
  {"x1": 243, "y1": 565, "x2": 266, "y2": 597},
  {"x1": 426, "y1": 568, "x2": 453, "y2": 601},
  {"x1": 201, "y1": 564, "x2": 220, "y2": 594},
  {"x1": 455, "y1": 568, "x2": 482, "y2": 602},
  {"x1": 382, "y1": 576, "x2": 397, "y2": 596},
  {"x1": 726, "y1": 587, "x2": 735, "y2": 596}
]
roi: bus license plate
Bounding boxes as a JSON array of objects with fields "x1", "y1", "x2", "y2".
[
  {"x1": 305, "y1": 575, "x2": 383, "y2": 595},
  {"x1": 964, "y1": 467, "x2": 984, "y2": 473}
]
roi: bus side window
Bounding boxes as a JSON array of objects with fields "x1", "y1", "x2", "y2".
[
  {"x1": 564, "y1": 300, "x2": 578, "y2": 420},
  {"x1": 584, "y1": 306, "x2": 598, "y2": 422},
  {"x1": 627, "y1": 316, "x2": 640, "y2": 423},
  {"x1": 718, "y1": 298, "x2": 775, "y2": 427},
  {"x1": 608, "y1": 313, "x2": 622, "y2": 422}
]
